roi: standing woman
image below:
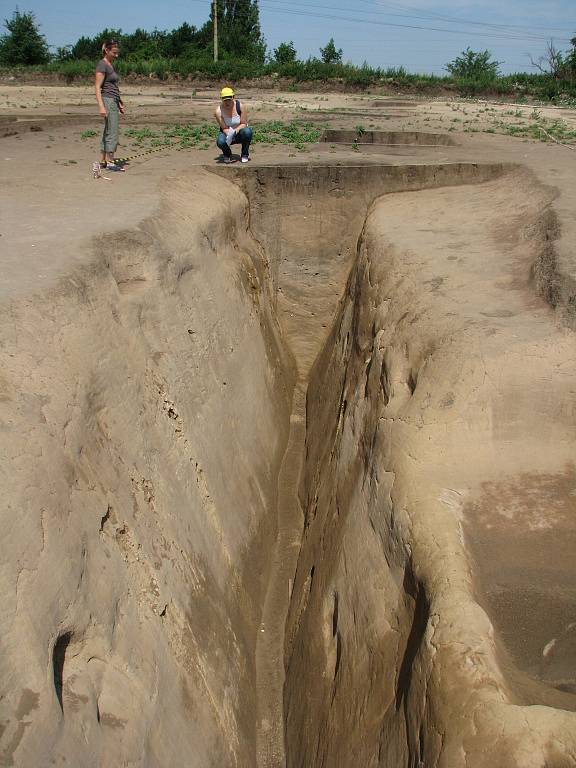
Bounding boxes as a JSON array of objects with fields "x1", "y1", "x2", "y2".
[
  {"x1": 215, "y1": 86, "x2": 253, "y2": 163},
  {"x1": 95, "y1": 40, "x2": 125, "y2": 171}
]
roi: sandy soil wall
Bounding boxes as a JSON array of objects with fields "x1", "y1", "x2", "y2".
[
  {"x1": 222, "y1": 163, "x2": 510, "y2": 378},
  {"x1": 2, "y1": 160, "x2": 576, "y2": 768},
  {"x1": 0, "y1": 171, "x2": 292, "y2": 767},
  {"x1": 284, "y1": 169, "x2": 576, "y2": 767}
]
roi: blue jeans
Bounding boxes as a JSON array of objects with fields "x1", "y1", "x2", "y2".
[{"x1": 216, "y1": 126, "x2": 253, "y2": 158}]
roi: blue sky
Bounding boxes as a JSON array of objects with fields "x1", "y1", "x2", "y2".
[{"x1": 1, "y1": 0, "x2": 575, "y2": 74}]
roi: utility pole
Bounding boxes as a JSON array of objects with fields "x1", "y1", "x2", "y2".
[{"x1": 213, "y1": 0, "x2": 218, "y2": 62}]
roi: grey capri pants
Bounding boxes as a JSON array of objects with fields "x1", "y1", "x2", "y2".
[{"x1": 101, "y1": 96, "x2": 120, "y2": 153}]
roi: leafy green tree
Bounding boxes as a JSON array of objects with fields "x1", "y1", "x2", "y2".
[
  {"x1": 568, "y1": 35, "x2": 576, "y2": 74},
  {"x1": 122, "y1": 28, "x2": 156, "y2": 58},
  {"x1": 273, "y1": 41, "x2": 297, "y2": 65},
  {"x1": 446, "y1": 48, "x2": 501, "y2": 79},
  {"x1": 54, "y1": 45, "x2": 73, "y2": 62},
  {"x1": 200, "y1": 0, "x2": 265, "y2": 62},
  {"x1": 0, "y1": 9, "x2": 50, "y2": 65},
  {"x1": 69, "y1": 23, "x2": 204, "y2": 62},
  {"x1": 163, "y1": 22, "x2": 199, "y2": 58},
  {"x1": 71, "y1": 28, "x2": 123, "y2": 60},
  {"x1": 70, "y1": 35, "x2": 99, "y2": 59},
  {"x1": 320, "y1": 38, "x2": 342, "y2": 65},
  {"x1": 222, "y1": 0, "x2": 265, "y2": 62}
]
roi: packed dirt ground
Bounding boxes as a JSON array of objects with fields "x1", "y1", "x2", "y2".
[
  {"x1": 1, "y1": 82, "x2": 576, "y2": 767},
  {"x1": 1, "y1": 81, "x2": 575, "y2": 297}
]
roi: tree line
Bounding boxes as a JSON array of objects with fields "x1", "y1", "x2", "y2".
[{"x1": 0, "y1": 6, "x2": 345, "y2": 67}]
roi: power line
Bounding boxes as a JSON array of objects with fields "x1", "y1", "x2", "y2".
[
  {"x1": 185, "y1": 0, "x2": 572, "y2": 43},
  {"x1": 254, "y1": 0, "x2": 573, "y2": 44},
  {"x1": 353, "y1": 0, "x2": 576, "y2": 36},
  {"x1": 298, "y1": 0, "x2": 567, "y2": 41}
]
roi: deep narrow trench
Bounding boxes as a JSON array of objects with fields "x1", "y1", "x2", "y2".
[
  {"x1": 223, "y1": 162, "x2": 576, "y2": 767},
  {"x1": 234, "y1": 163, "x2": 503, "y2": 767},
  {"x1": 255, "y1": 382, "x2": 306, "y2": 767},
  {"x1": 244, "y1": 163, "x2": 493, "y2": 765},
  {"x1": 6, "y1": 161, "x2": 576, "y2": 768}
]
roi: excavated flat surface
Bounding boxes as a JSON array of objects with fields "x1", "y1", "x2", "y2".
[
  {"x1": 371, "y1": 173, "x2": 576, "y2": 709},
  {"x1": 1, "y1": 85, "x2": 575, "y2": 299}
]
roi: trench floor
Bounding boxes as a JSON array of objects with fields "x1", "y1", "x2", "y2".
[{"x1": 256, "y1": 383, "x2": 307, "y2": 767}]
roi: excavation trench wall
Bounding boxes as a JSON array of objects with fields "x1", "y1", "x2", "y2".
[
  {"x1": 0, "y1": 173, "x2": 292, "y2": 767},
  {"x1": 1, "y1": 163, "x2": 576, "y2": 768},
  {"x1": 321, "y1": 130, "x2": 457, "y2": 146},
  {"x1": 273, "y1": 167, "x2": 576, "y2": 767},
  {"x1": 216, "y1": 163, "x2": 507, "y2": 378},
  {"x1": 214, "y1": 164, "x2": 576, "y2": 767}
]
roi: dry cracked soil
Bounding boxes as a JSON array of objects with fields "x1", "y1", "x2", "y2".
[{"x1": 0, "y1": 81, "x2": 576, "y2": 768}]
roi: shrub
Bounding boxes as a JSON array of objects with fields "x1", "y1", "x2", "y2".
[
  {"x1": 273, "y1": 41, "x2": 297, "y2": 66},
  {"x1": 0, "y1": 9, "x2": 50, "y2": 66},
  {"x1": 320, "y1": 38, "x2": 342, "y2": 65},
  {"x1": 446, "y1": 48, "x2": 501, "y2": 80}
]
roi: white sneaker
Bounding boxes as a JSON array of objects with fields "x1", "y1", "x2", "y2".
[{"x1": 241, "y1": 156, "x2": 250, "y2": 163}]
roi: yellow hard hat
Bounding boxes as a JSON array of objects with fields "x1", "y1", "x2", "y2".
[{"x1": 220, "y1": 86, "x2": 235, "y2": 98}]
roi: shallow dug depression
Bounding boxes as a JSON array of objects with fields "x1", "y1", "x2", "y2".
[{"x1": 1, "y1": 159, "x2": 576, "y2": 768}]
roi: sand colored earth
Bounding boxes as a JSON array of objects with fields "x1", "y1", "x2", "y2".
[{"x1": 0, "y1": 82, "x2": 576, "y2": 767}]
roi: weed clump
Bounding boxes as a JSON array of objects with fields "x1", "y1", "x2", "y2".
[{"x1": 103, "y1": 120, "x2": 323, "y2": 153}]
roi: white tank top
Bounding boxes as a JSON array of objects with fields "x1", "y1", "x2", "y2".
[{"x1": 218, "y1": 103, "x2": 241, "y2": 128}]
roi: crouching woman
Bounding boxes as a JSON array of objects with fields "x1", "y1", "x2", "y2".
[{"x1": 215, "y1": 87, "x2": 252, "y2": 164}]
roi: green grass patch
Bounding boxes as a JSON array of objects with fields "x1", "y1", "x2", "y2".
[
  {"x1": 101, "y1": 120, "x2": 324, "y2": 154},
  {"x1": 252, "y1": 121, "x2": 322, "y2": 145},
  {"x1": 124, "y1": 126, "x2": 160, "y2": 143}
]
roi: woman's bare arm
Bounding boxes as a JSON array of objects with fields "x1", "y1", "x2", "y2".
[
  {"x1": 214, "y1": 108, "x2": 228, "y2": 131},
  {"x1": 95, "y1": 72, "x2": 107, "y2": 116},
  {"x1": 237, "y1": 100, "x2": 248, "y2": 130}
]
